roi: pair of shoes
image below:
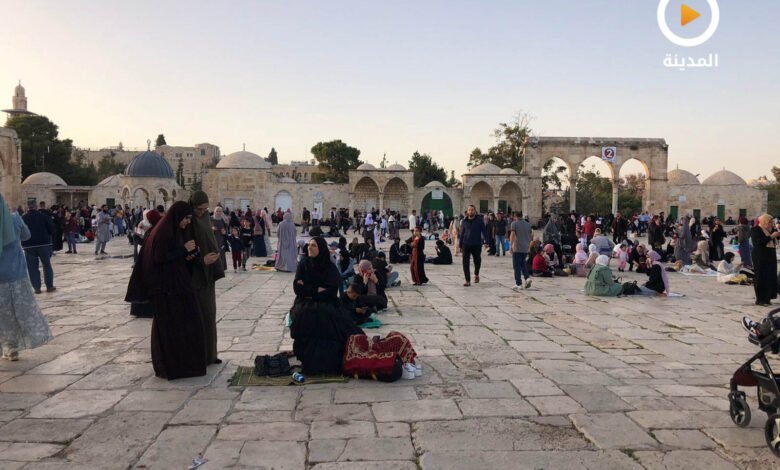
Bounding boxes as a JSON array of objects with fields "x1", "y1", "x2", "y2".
[
  {"x1": 402, "y1": 363, "x2": 416, "y2": 380},
  {"x1": 2, "y1": 350, "x2": 19, "y2": 361},
  {"x1": 742, "y1": 316, "x2": 760, "y2": 336},
  {"x1": 412, "y1": 362, "x2": 422, "y2": 377},
  {"x1": 525, "y1": 279, "x2": 532, "y2": 289},
  {"x1": 46, "y1": 287, "x2": 56, "y2": 293}
]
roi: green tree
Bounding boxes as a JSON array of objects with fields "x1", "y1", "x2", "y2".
[
  {"x1": 96, "y1": 151, "x2": 126, "y2": 180},
  {"x1": 446, "y1": 170, "x2": 458, "y2": 188},
  {"x1": 6, "y1": 115, "x2": 97, "y2": 185},
  {"x1": 266, "y1": 147, "x2": 278, "y2": 165},
  {"x1": 408, "y1": 151, "x2": 447, "y2": 187},
  {"x1": 310, "y1": 140, "x2": 361, "y2": 183},
  {"x1": 574, "y1": 167, "x2": 613, "y2": 215},
  {"x1": 766, "y1": 183, "x2": 780, "y2": 217},
  {"x1": 542, "y1": 159, "x2": 568, "y2": 194},
  {"x1": 191, "y1": 172, "x2": 202, "y2": 192},
  {"x1": 155, "y1": 134, "x2": 167, "y2": 147},
  {"x1": 468, "y1": 112, "x2": 533, "y2": 172},
  {"x1": 772, "y1": 166, "x2": 780, "y2": 182}
]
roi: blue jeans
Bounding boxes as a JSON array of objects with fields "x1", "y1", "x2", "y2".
[
  {"x1": 512, "y1": 252, "x2": 530, "y2": 285},
  {"x1": 387, "y1": 271, "x2": 400, "y2": 287},
  {"x1": 25, "y1": 246, "x2": 54, "y2": 291},
  {"x1": 66, "y1": 232, "x2": 78, "y2": 252},
  {"x1": 495, "y1": 235, "x2": 506, "y2": 256}
]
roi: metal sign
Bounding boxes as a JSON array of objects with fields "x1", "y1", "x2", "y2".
[
  {"x1": 601, "y1": 147, "x2": 617, "y2": 163},
  {"x1": 432, "y1": 190, "x2": 444, "y2": 200}
]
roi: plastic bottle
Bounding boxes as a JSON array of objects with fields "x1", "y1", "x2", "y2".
[{"x1": 292, "y1": 372, "x2": 305, "y2": 383}]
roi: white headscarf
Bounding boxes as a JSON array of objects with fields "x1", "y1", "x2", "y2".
[
  {"x1": 596, "y1": 255, "x2": 609, "y2": 266},
  {"x1": 589, "y1": 244, "x2": 598, "y2": 255}
]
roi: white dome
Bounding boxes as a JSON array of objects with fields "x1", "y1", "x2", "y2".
[
  {"x1": 424, "y1": 180, "x2": 445, "y2": 188},
  {"x1": 216, "y1": 151, "x2": 272, "y2": 169},
  {"x1": 386, "y1": 163, "x2": 406, "y2": 171},
  {"x1": 97, "y1": 174, "x2": 123, "y2": 187},
  {"x1": 356, "y1": 163, "x2": 376, "y2": 170},
  {"x1": 702, "y1": 170, "x2": 747, "y2": 186},
  {"x1": 499, "y1": 168, "x2": 519, "y2": 175},
  {"x1": 467, "y1": 162, "x2": 501, "y2": 175},
  {"x1": 667, "y1": 169, "x2": 700, "y2": 186},
  {"x1": 278, "y1": 177, "x2": 297, "y2": 183},
  {"x1": 22, "y1": 172, "x2": 67, "y2": 186}
]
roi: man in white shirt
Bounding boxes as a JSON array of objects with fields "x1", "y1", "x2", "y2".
[{"x1": 409, "y1": 210, "x2": 417, "y2": 232}]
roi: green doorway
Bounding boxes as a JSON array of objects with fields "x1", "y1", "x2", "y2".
[
  {"x1": 421, "y1": 191, "x2": 454, "y2": 218},
  {"x1": 717, "y1": 204, "x2": 725, "y2": 220},
  {"x1": 669, "y1": 205, "x2": 678, "y2": 222}
]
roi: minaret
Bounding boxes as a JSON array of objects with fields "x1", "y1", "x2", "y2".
[{"x1": 3, "y1": 81, "x2": 37, "y2": 120}]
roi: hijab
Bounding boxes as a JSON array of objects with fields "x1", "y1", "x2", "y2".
[
  {"x1": 188, "y1": 191, "x2": 225, "y2": 286},
  {"x1": 309, "y1": 237, "x2": 332, "y2": 268},
  {"x1": 596, "y1": 255, "x2": 609, "y2": 266},
  {"x1": 574, "y1": 243, "x2": 588, "y2": 264},
  {"x1": 358, "y1": 259, "x2": 372, "y2": 274},
  {"x1": 648, "y1": 250, "x2": 669, "y2": 293},
  {"x1": 0, "y1": 193, "x2": 17, "y2": 256},
  {"x1": 142, "y1": 201, "x2": 193, "y2": 271},
  {"x1": 588, "y1": 244, "x2": 598, "y2": 255}
]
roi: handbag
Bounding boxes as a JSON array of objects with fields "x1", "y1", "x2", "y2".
[
  {"x1": 503, "y1": 239, "x2": 510, "y2": 251},
  {"x1": 253, "y1": 353, "x2": 291, "y2": 377}
]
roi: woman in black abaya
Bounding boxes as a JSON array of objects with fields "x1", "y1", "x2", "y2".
[
  {"x1": 750, "y1": 214, "x2": 780, "y2": 306},
  {"x1": 125, "y1": 201, "x2": 207, "y2": 380},
  {"x1": 289, "y1": 237, "x2": 363, "y2": 375}
]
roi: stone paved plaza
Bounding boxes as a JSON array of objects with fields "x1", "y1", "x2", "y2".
[{"x1": 1, "y1": 232, "x2": 779, "y2": 469}]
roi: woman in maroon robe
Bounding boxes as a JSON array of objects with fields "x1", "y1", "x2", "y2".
[
  {"x1": 125, "y1": 201, "x2": 207, "y2": 380},
  {"x1": 410, "y1": 227, "x2": 428, "y2": 286}
]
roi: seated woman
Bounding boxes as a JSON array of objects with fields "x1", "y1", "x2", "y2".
[
  {"x1": 389, "y1": 237, "x2": 410, "y2": 263},
  {"x1": 290, "y1": 237, "x2": 364, "y2": 375},
  {"x1": 349, "y1": 237, "x2": 361, "y2": 260},
  {"x1": 531, "y1": 250, "x2": 553, "y2": 277},
  {"x1": 629, "y1": 244, "x2": 648, "y2": 273},
  {"x1": 527, "y1": 239, "x2": 544, "y2": 274},
  {"x1": 717, "y1": 252, "x2": 752, "y2": 285},
  {"x1": 585, "y1": 243, "x2": 599, "y2": 268},
  {"x1": 353, "y1": 260, "x2": 388, "y2": 310},
  {"x1": 125, "y1": 201, "x2": 208, "y2": 380},
  {"x1": 572, "y1": 243, "x2": 589, "y2": 276},
  {"x1": 637, "y1": 251, "x2": 669, "y2": 296},
  {"x1": 439, "y1": 229, "x2": 450, "y2": 245},
  {"x1": 692, "y1": 237, "x2": 712, "y2": 270},
  {"x1": 427, "y1": 240, "x2": 452, "y2": 265},
  {"x1": 585, "y1": 255, "x2": 623, "y2": 297},
  {"x1": 338, "y1": 249, "x2": 355, "y2": 282}
]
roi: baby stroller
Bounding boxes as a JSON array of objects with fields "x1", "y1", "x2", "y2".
[{"x1": 728, "y1": 307, "x2": 780, "y2": 457}]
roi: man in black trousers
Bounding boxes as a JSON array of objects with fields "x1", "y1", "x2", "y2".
[{"x1": 459, "y1": 205, "x2": 488, "y2": 287}]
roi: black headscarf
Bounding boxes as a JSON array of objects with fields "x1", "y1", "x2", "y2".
[
  {"x1": 308, "y1": 236, "x2": 331, "y2": 268},
  {"x1": 142, "y1": 201, "x2": 193, "y2": 269}
]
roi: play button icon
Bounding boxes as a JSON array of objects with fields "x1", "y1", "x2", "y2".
[{"x1": 681, "y1": 4, "x2": 701, "y2": 26}]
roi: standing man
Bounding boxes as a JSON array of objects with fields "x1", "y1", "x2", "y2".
[
  {"x1": 494, "y1": 212, "x2": 508, "y2": 256},
  {"x1": 612, "y1": 212, "x2": 628, "y2": 245},
  {"x1": 312, "y1": 208, "x2": 320, "y2": 226},
  {"x1": 301, "y1": 207, "x2": 311, "y2": 235},
  {"x1": 94, "y1": 204, "x2": 111, "y2": 256},
  {"x1": 459, "y1": 205, "x2": 487, "y2": 287},
  {"x1": 22, "y1": 200, "x2": 55, "y2": 293},
  {"x1": 509, "y1": 211, "x2": 532, "y2": 290},
  {"x1": 409, "y1": 210, "x2": 417, "y2": 233}
]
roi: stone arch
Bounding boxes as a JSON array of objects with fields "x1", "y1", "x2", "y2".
[
  {"x1": 420, "y1": 191, "x2": 454, "y2": 218},
  {"x1": 352, "y1": 176, "x2": 380, "y2": 213},
  {"x1": 383, "y1": 177, "x2": 410, "y2": 214},
  {"x1": 121, "y1": 186, "x2": 131, "y2": 202},
  {"x1": 498, "y1": 181, "x2": 523, "y2": 214},
  {"x1": 617, "y1": 158, "x2": 651, "y2": 214},
  {"x1": 274, "y1": 190, "x2": 293, "y2": 213},
  {"x1": 469, "y1": 181, "x2": 494, "y2": 214},
  {"x1": 575, "y1": 156, "x2": 616, "y2": 215},
  {"x1": 132, "y1": 186, "x2": 150, "y2": 208}
]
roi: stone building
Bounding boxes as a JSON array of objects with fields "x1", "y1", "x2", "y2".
[
  {"x1": 666, "y1": 168, "x2": 767, "y2": 221},
  {"x1": 0, "y1": 127, "x2": 22, "y2": 205},
  {"x1": 273, "y1": 160, "x2": 323, "y2": 183},
  {"x1": 2, "y1": 82, "x2": 36, "y2": 121},
  {"x1": 157, "y1": 143, "x2": 220, "y2": 185}
]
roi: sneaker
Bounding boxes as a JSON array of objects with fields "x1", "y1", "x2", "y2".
[
  {"x1": 402, "y1": 363, "x2": 416, "y2": 380},
  {"x1": 413, "y1": 362, "x2": 422, "y2": 377},
  {"x1": 742, "y1": 316, "x2": 760, "y2": 336},
  {"x1": 512, "y1": 284, "x2": 523, "y2": 291},
  {"x1": 525, "y1": 279, "x2": 532, "y2": 289}
]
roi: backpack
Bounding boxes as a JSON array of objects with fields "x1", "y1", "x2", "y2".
[{"x1": 253, "y1": 353, "x2": 291, "y2": 377}]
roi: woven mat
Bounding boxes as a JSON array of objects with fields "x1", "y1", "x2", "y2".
[
  {"x1": 285, "y1": 314, "x2": 381, "y2": 329},
  {"x1": 228, "y1": 366, "x2": 349, "y2": 387}
]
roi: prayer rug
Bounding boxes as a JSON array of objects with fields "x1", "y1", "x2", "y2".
[{"x1": 228, "y1": 366, "x2": 349, "y2": 387}]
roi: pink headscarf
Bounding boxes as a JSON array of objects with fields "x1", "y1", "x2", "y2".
[{"x1": 574, "y1": 243, "x2": 588, "y2": 264}]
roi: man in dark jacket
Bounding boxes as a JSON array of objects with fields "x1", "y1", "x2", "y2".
[
  {"x1": 22, "y1": 200, "x2": 56, "y2": 293},
  {"x1": 459, "y1": 205, "x2": 488, "y2": 286}
]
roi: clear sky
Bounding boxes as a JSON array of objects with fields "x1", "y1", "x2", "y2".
[{"x1": 2, "y1": 0, "x2": 778, "y2": 181}]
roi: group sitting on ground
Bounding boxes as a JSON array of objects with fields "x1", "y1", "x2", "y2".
[{"x1": 585, "y1": 251, "x2": 670, "y2": 297}]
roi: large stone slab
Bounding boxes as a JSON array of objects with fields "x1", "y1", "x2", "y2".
[
  {"x1": 217, "y1": 422, "x2": 309, "y2": 441},
  {"x1": 0, "y1": 374, "x2": 80, "y2": 393},
  {"x1": 339, "y1": 437, "x2": 414, "y2": 461},
  {"x1": 571, "y1": 413, "x2": 658, "y2": 450},
  {"x1": 239, "y1": 440, "x2": 306, "y2": 468},
  {"x1": 372, "y1": 399, "x2": 461, "y2": 422},
  {"x1": 0, "y1": 418, "x2": 93, "y2": 443},
  {"x1": 27, "y1": 390, "x2": 127, "y2": 418},
  {"x1": 420, "y1": 450, "x2": 643, "y2": 469},
  {"x1": 136, "y1": 425, "x2": 217, "y2": 469}
]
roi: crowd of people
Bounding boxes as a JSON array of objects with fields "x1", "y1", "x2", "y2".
[{"x1": 2, "y1": 190, "x2": 778, "y2": 381}]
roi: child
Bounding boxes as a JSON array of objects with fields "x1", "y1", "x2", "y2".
[
  {"x1": 239, "y1": 219, "x2": 253, "y2": 271},
  {"x1": 226, "y1": 227, "x2": 244, "y2": 272},
  {"x1": 341, "y1": 283, "x2": 373, "y2": 325},
  {"x1": 617, "y1": 243, "x2": 629, "y2": 272}
]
